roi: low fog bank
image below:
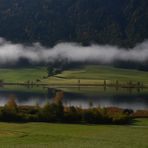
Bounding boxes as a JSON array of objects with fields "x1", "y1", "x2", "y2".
[{"x1": 0, "y1": 37, "x2": 148, "y2": 66}]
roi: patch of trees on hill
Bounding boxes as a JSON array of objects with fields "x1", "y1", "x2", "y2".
[
  {"x1": 0, "y1": 0, "x2": 148, "y2": 47},
  {"x1": 114, "y1": 60, "x2": 148, "y2": 71},
  {"x1": 47, "y1": 58, "x2": 82, "y2": 76}
]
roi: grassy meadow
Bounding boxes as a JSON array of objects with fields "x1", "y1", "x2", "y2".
[
  {"x1": 0, "y1": 67, "x2": 47, "y2": 83},
  {"x1": 56, "y1": 65, "x2": 148, "y2": 81},
  {"x1": 0, "y1": 118, "x2": 147, "y2": 148},
  {"x1": 0, "y1": 65, "x2": 148, "y2": 85},
  {"x1": 43, "y1": 65, "x2": 148, "y2": 85}
]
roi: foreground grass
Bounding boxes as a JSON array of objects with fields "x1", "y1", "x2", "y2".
[{"x1": 0, "y1": 119, "x2": 147, "y2": 148}]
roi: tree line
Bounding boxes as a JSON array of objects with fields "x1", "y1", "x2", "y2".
[{"x1": 0, "y1": 93, "x2": 134, "y2": 125}]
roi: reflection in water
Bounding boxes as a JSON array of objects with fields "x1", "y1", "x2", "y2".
[
  {"x1": 0, "y1": 85, "x2": 148, "y2": 110},
  {"x1": 62, "y1": 92, "x2": 148, "y2": 110}
]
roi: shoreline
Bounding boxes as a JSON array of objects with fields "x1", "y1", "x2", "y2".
[{"x1": 1, "y1": 82, "x2": 148, "y2": 89}]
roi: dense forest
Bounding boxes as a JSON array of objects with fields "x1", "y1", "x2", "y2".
[{"x1": 0, "y1": 0, "x2": 148, "y2": 47}]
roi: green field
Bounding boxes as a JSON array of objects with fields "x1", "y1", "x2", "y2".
[
  {"x1": 0, "y1": 119, "x2": 147, "y2": 148},
  {"x1": 0, "y1": 67, "x2": 47, "y2": 83},
  {"x1": 57, "y1": 65, "x2": 148, "y2": 80},
  {"x1": 0, "y1": 65, "x2": 148, "y2": 85},
  {"x1": 43, "y1": 65, "x2": 148, "y2": 85}
]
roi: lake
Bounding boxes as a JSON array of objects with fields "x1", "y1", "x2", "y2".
[{"x1": 0, "y1": 85, "x2": 148, "y2": 110}]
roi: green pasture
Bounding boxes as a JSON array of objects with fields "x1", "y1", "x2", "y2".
[
  {"x1": 0, "y1": 67, "x2": 47, "y2": 83},
  {"x1": 0, "y1": 118, "x2": 147, "y2": 148},
  {"x1": 56, "y1": 65, "x2": 148, "y2": 82},
  {"x1": 43, "y1": 65, "x2": 148, "y2": 85},
  {"x1": 0, "y1": 65, "x2": 148, "y2": 85}
]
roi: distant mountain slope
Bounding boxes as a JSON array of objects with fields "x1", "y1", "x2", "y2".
[{"x1": 0, "y1": 0, "x2": 148, "y2": 47}]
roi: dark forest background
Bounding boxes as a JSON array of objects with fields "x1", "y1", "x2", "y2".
[
  {"x1": 0, "y1": 0, "x2": 148, "y2": 47},
  {"x1": 0, "y1": 0, "x2": 148, "y2": 70}
]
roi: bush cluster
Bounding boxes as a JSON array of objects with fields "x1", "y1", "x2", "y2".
[{"x1": 0, "y1": 98, "x2": 133, "y2": 125}]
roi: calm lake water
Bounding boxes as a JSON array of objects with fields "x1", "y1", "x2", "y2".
[{"x1": 0, "y1": 85, "x2": 148, "y2": 110}]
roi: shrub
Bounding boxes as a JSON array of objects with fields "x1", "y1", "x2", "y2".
[
  {"x1": 111, "y1": 113, "x2": 132, "y2": 124},
  {"x1": 64, "y1": 106, "x2": 81, "y2": 123},
  {"x1": 0, "y1": 98, "x2": 134, "y2": 124}
]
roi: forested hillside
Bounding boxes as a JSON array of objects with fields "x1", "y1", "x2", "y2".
[{"x1": 0, "y1": 0, "x2": 148, "y2": 47}]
